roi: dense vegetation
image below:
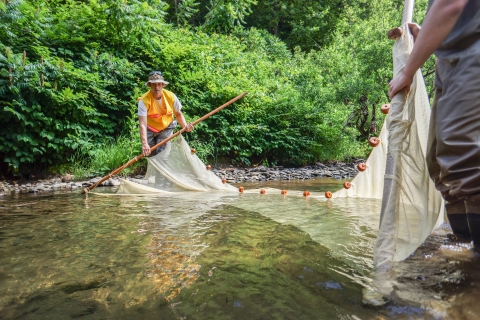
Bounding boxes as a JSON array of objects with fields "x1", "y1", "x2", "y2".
[{"x1": 0, "y1": 0, "x2": 433, "y2": 178}]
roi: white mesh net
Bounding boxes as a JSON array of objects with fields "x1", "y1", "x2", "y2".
[
  {"x1": 335, "y1": 24, "x2": 444, "y2": 271},
  {"x1": 116, "y1": 135, "x2": 237, "y2": 194},
  {"x1": 110, "y1": 24, "x2": 443, "y2": 273},
  {"x1": 374, "y1": 24, "x2": 444, "y2": 270}
]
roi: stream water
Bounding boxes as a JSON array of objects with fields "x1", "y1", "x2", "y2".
[{"x1": 1, "y1": 178, "x2": 479, "y2": 319}]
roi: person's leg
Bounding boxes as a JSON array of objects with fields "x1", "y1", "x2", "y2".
[
  {"x1": 434, "y1": 52, "x2": 480, "y2": 245},
  {"x1": 426, "y1": 60, "x2": 471, "y2": 241}
]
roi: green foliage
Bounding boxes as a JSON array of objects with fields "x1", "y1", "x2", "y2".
[
  {"x1": 0, "y1": 0, "x2": 150, "y2": 172},
  {"x1": 175, "y1": 0, "x2": 200, "y2": 26},
  {"x1": 1, "y1": 0, "x2": 433, "y2": 175},
  {"x1": 203, "y1": 0, "x2": 257, "y2": 33},
  {"x1": 244, "y1": 0, "x2": 346, "y2": 51},
  {"x1": 67, "y1": 134, "x2": 143, "y2": 180}
]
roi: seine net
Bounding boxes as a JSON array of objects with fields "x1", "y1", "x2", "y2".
[
  {"x1": 335, "y1": 24, "x2": 443, "y2": 271},
  {"x1": 116, "y1": 135, "x2": 237, "y2": 194},
  {"x1": 113, "y1": 25, "x2": 443, "y2": 272}
]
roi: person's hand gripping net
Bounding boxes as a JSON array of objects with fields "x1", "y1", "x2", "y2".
[{"x1": 388, "y1": 23, "x2": 421, "y2": 100}]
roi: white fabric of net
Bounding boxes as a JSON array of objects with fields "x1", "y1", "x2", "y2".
[
  {"x1": 116, "y1": 135, "x2": 237, "y2": 194},
  {"x1": 336, "y1": 24, "x2": 443, "y2": 271},
  {"x1": 115, "y1": 24, "x2": 443, "y2": 271}
]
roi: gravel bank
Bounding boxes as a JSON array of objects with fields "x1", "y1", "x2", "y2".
[{"x1": 0, "y1": 160, "x2": 364, "y2": 195}]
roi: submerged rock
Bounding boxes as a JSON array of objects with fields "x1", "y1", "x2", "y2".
[{"x1": 316, "y1": 280, "x2": 342, "y2": 290}]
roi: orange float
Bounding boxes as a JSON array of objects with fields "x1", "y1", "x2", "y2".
[
  {"x1": 343, "y1": 181, "x2": 352, "y2": 189},
  {"x1": 191, "y1": 149, "x2": 196, "y2": 154},
  {"x1": 206, "y1": 165, "x2": 212, "y2": 170},
  {"x1": 357, "y1": 163, "x2": 367, "y2": 172},
  {"x1": 369, "y1": 137, "x2": 381, "y2": 147},
  {"x1": 325, "y1": 191, "x2": 333, "y2": 199},
  {"x1": 281, "y1": 190, "x2": 287, "y2": 195},
  {"x1": 222, "y1": 178, "x2": 227, "y2": 184},
  {"x1": 260, "y1": 189, "x2": 266, "y2": 194},
  {"x1": 388, "y1": 27, "x2": 403, "y2": 40},
  {"x1": 381, "y1": 104, "x2": 390, "y2": 115},
  {"x1": 303, "y1": 190, "x2": 310, "y2": 197},
  {"x1": 239, "y1": 186, "x2": 244, "y2": 193}
]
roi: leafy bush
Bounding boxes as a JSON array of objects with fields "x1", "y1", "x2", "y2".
[{"x1": 1, "y1": 0, "x2": 432, "y2": 176}]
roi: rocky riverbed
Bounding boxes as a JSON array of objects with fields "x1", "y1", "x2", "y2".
[
  {"x1": 0, "y1": 160, "x2": 364, "y2": 195},
  {"x1": 211, "y1": 161, "x2": 361, "y2": 183}
]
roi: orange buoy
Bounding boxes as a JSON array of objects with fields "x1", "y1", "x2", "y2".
[
  {"x1": 260, "y1": 189, "x2": 266, "y2": 194},
  {"x1": 388, "y1": 27, "x2": 403, "y2": 40},
  {"x1": 239, "y1": 186, "x2": 244, "y2": 193},
  {"x1": 358, "y1": 163, "x2": 367, "y2": 172},
  {"x1": 381, "y1": 104, "x2": 390, "y2": 114},
  {"x1": 303, "y1": 190, "x2": 310, "y2": 197},
  {"x1": 281, "y1": 190, "x2": 287, "y2": 195},
  {"x1": 206, "y1": 165, "x2": 212, "y2": 170},
  {"x1": 369, "y1": 137, "x2": 381, "y2": 147},
  {"x1": 191, "y1": 149, "x2": 196, "y2": 154},
  {"x1": 222, "y1": 178, "x2": 227, "y2": 184},
  {"x1": 343, "y1": 181, "x2": 351, "y2": 189},
  {"x1": 325, "y1": 191, "x2": 333, "y2": 199}
]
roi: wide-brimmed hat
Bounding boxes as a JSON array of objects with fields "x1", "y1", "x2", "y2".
[{"x1": 145, "y1": 71, "x2": 169, "y2": 86}]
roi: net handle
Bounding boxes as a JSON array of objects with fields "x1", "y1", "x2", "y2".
[
  {"x1": 82, "y1": 92, "x2": 248, "y2": 194},
  {"x1": 402, "y1": 0, "x2": 414, "y2": 24}
]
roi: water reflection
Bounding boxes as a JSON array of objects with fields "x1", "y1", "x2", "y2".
[{"x1": 0, "y1": 181, "x2": 479, "y2": 319}]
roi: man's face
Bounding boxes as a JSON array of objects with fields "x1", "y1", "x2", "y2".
[{"x1": 150, "y1": 82, "x2": 164, "y2": 98}]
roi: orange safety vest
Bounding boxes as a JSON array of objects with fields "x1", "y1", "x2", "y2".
[{"x1": 138, "y1": 89, "x2": 175, "y2": 133}]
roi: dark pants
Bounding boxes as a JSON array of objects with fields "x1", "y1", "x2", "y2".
[
  {"x1": 147, "y1": 121, "x2": 177, "y2": 156},
  {"x1": 426, "y1": 52, "x2": 480, "y2": 212},
  {"x1": 426, "y1": 50, "x2": 480, "y2": 243}
]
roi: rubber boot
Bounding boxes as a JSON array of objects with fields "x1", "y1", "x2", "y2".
[
  {"x1": 467, "y1": 213, "x2": 480, "y2": 246},
  {"x1": 447, "y1": 213, "x2": 472, "y2": 242}
]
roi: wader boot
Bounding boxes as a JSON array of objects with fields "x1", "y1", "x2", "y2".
[
  {"x1": 465, "y1": 201, "x2": 480, "y2": 247},
  {"x1": 467, "y1": 213, "x2": 480, "y2": 246},
  {"x1": 446, "y1": 202, "x2": 471, "y2": 242}
]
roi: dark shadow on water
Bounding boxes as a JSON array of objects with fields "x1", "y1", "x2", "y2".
[{"x1": 168, "y1": 205, "x2": 412, "y2": 320}]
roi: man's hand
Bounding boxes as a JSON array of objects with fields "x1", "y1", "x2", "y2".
[
  {"x1": 389, "y1": 71, "x2": 414, "y2": 100},
  {"x1": 387, "y1": 0, "x2": 468, "y2": 100},
  {"x1": 142, "y1": 143, "x2": 151, "y2": 157},
  {"x1": 408, "y1": 23, "x2": 421, "y2": 41},
  {"x1": 185, "y1": 123, "x2": 194, "y2": 132}
]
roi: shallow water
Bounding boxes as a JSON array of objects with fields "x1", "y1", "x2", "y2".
[{"x1": 1, "y1": 178, "x2": 479, "y2": 319}]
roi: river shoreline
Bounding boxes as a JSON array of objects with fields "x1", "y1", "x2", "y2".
[{"x1": 0, "y1": 160, "x2": 364, "y2": 195}]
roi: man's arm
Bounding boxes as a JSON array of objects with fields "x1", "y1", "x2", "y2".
[
  {"x1": 139, "y1": 116, "x2": 151, "y2": 156},
  {"x1": 174, "y1": 110, "x2": 193, "y2": 132},
  {"x1": 388, "y1": 0, "x2": 468, "y2": 99}
]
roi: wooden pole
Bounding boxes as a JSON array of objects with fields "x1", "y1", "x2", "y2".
[
  {"x1": 82, "y1": 92, "x2": 248, "y2": 194},
  {"x1": 402, "y1": 0, "x2": 415, "y2": 24},
  {"x1": 388, "y1": 0, "x2": 415, "y2": 40}
]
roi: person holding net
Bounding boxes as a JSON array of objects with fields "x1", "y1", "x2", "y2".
[
  {"x1": 138, "y1": 71, "x2": 194, "y2": 157},
  {"x1": 389, "y1": 0, "x2": 480, "y2": 246}
]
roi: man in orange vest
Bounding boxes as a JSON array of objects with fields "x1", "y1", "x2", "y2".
[{"x1": 138, "y1": 71, "x2": 193, "y2": 156}]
